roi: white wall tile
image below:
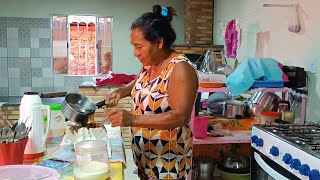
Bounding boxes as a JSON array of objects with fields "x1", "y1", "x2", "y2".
[
  {"x1": 0, "y1": 48, "x2": 7, "y2": 57},
  {"x1": 40, "y1": 48, "x2": 51, "y2": 57},
  {"x1": 20, "y1": 87, "x2": 31, "y2": 95},
  {"x1": 53, "y1": 75, "x2": 65, "y2": 87},
  {"x1": 7, "y1": 28, "x2": 18, "y2": 39},
  {"x1": 30, "y1": 28, "x2": 39, "y2": 38},
  {"x1": 32, "y1": 77, "x2": 43, "y2": 87},
  {"x1": 8, "y1": 68, "x2": 19, "y2": 77},
  {"x1": 39, "y1": 28, "x2": 51, "y2": 38},
  {"x1": 31, "y1": 38, "x2": 39, "y2": 48},
  {"x1": 42, "y1": 77, "x2": 53, "y2": 87},
  {"x1": 42, "y1": 68, "x2": 53, "y2": 77},
  {"x1": 18, "y1": 48, "x2": 30, "y2": 57},
  {"x1": 31, "y1": 58, "x2": 42, "y2": 68}
]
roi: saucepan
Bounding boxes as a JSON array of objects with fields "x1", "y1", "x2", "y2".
[{"x1": 61, "y1": 93, "x2": 107, "y2": 126}]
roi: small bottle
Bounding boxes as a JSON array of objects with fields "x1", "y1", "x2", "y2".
[{"x1": 74, "y1": 140, "x2": 110, "y2": 180}]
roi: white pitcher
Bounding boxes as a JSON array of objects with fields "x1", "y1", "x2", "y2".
[{"x1": 19, "y1": 92, "x2": 51, "y2": 159}]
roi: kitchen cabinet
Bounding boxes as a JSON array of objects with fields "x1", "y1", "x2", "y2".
[{"x1": 191, "y1": 87, "x2": 307, "y2": 145}]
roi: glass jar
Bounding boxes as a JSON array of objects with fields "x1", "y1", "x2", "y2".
[{"x1": 73, "y1": 140, "x2": 110, "y2": 180}]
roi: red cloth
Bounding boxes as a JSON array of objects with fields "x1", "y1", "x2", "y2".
[{"x1": 95, "y1": 73, "x2": 137, "y2": 86}]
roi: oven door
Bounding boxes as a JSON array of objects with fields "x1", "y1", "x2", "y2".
[{"x1": 251, "y1": 149, "x2": 300, "y2": 180}]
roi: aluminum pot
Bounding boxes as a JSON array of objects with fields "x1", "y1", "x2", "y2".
[
  {"x1": 249, "y1": 92, "x2": 280, "y2": 111},
  {"x1": 222, "y1": 100, "x2": 245, "y2": 119},
  {"x1": 61, "y1": 93, "x2": 106, "y2": 126},
  {"x1": 217, "y1": 155, "x2": 250, "y2": 176}
]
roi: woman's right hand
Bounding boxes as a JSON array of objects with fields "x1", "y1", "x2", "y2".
[{"x1": 105, "y1": 90, "x2": 122, "y2": 107}]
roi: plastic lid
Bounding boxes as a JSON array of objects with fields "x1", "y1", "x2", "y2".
[
  {"x1": 0, "y1": 165, "x2": 60, "y2": 179},
  {"x1": 48, "y1": 104, "x2": 62, "y2": 110}
]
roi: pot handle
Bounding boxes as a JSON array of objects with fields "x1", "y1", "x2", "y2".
[{"x1": 96, "y1": 100, "x2": 106, "y2": 109}]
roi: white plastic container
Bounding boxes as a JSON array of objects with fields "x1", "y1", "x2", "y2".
[
  {"x1": 45, "y1": 104, "x2": 66, "y2": 138},
  {"x1": 74, "y1": 140, "x2": 110, "y2": 180}
]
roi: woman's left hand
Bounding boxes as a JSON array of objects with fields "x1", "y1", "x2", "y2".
[{"x1": 107, "y1": 109, "x2": 135, "y2": 127}]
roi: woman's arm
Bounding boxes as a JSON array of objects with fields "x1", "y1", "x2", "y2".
[
  {"x1": 105, "y1": 79, "x2": 136, "y2": 107},
  {"x1": 132, "y1": 62, "x2": 198, "y2": 129}
]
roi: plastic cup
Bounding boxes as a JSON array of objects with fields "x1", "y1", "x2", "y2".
[{"x1": 193, "y1": 116, "x2": 208, "y2": 139}]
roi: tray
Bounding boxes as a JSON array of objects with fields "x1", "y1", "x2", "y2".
[{"x1": 251, "y1": 80, "x2": 284, "y2": 88}]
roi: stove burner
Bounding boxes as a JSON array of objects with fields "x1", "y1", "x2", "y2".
[{"x1": 261, "y1": 121, "x2": 320, "y2": 155}]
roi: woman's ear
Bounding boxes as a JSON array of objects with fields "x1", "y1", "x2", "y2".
[{"x1": 157, "y1": 38, "x2": 164, "y2": 48}]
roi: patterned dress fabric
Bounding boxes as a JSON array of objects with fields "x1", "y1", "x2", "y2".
[{"x1": 131, "y1": 54, "x2": 193, "y2": 179}]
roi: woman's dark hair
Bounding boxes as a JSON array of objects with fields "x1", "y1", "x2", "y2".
[{"x1": 131, "y1": 5, "x2": 177, "y2": 49}]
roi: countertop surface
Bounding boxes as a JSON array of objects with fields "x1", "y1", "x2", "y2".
[{"x1": 79, "y1": 81, "x2": 124, "y2": 88}]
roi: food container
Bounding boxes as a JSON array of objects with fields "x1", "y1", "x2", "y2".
[
  {"x1": 260, "y1": 111, "x2": 280, "y2": 124},
  {"x1": 74, "y1": 140, "x2": 110, "y2": 180}
]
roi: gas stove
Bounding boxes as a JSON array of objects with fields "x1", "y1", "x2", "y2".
[{"x1": 251, "y1": 121, "x2": 320, "y2": 180}]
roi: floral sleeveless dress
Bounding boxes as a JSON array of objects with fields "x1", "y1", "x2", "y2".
[{"x1": 130, "y1": 54, "x2": 194, "y2": 179}]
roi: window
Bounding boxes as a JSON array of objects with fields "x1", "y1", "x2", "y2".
[{"x1": 52, "y1": 15, "x2": 113, "y2": 75}]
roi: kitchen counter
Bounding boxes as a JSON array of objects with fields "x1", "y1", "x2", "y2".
[
  {"x1": 24, "y1": 125, "x2": 126, "y2": 180},
  {"x1": 79, "y1": 81, "x2": 124, "y2": 88}
]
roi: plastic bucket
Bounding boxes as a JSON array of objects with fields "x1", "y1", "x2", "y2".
[
  {"x1": 0, "y1": 138, "x2": 28, "y2": 165},
  {"x1": 193, "y1": 116, "x2": 208, "y2": 139}
]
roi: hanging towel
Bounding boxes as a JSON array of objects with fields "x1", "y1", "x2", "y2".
[
  {"x1": 226, "y1": 58, "x2": 288, "y2": 96},
  {"x1": 225, "y1": 19, "x2": 240, "y2": 59}
]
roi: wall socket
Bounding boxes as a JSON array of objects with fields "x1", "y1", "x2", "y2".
[{"x1": 309, "y1": 58, "x2": 317, "y2": 74}]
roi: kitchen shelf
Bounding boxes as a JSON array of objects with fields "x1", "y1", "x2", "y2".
[
  {"x1": 193, "y1": 130, "x2": 252, "y2": 145},
  {"x1": 191, "y1": 87, "x2": 307, "y2": 145},
  {"x1": 198, "y1": 87, "x2": 289, "y2": 93}
]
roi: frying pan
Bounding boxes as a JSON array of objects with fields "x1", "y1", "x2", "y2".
[{"x1": 61, "y1": 93, "x2": 106, "y2": 126}]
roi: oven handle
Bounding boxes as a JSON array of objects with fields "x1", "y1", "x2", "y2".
[{"x1": 254, "y1": 152, "x2": 289, "y2": 180}]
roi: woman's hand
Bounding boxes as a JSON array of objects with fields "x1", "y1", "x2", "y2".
[
  {"x1": 105, "y1": 90, "x2": 121, "y2": 107},
  {"x1": 107, "y1": 109, "x2": 135, "y2": 127}
]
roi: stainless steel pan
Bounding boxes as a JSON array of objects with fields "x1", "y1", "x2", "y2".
[{"x1": 61, "y1": 93, "x2": 106, "y2": 126}]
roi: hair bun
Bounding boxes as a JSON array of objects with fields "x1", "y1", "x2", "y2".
[
  {"x1": 152, "y1": 5, "x2": 176, "y2": 22},
  {"x1": 152, "y1": 5, "x2": 162, "y2": 16}
]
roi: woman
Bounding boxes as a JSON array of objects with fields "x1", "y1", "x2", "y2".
[{"x1": 106, "y1": 5, "x2": 198, "y2": 180}]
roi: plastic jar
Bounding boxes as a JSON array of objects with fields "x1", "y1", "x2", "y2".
[
  {"x1": 260, "y1": 111, "x2": 280, "y2": 124},
  {"x1": 74, "y1": 140, "x2": 110, "y2": 180},
  {"x1": 44, "y1": 104, "x2": 66, "y2": 138}
]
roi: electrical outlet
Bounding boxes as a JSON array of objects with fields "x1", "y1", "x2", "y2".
[{"x1": 309, "y1": 58, "x2": 317, "y2": 74}]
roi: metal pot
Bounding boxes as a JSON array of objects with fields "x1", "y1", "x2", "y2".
[
  {"x1": 222, "y1": 100, "x2": 245, "y2": 119},
  {"x1": 249, "y1": 92, "x2": 280, "y2": 111},
  {"x1": 192, "y1": 159, "x2": 215, "y2": 180},
  {"x1": 61, "y1": 93, "x2": 106, "y2": 126},
  {"x1": 215, "y1": 64, "x2": 233, "y2": 76},
  {"x1": 217, "y1": 155, "x2": 250, "y2": 174}
]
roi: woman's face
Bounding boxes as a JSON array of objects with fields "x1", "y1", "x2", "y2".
[{"x1": 130, "y1": 28, "x2": 161, "y2": 66}]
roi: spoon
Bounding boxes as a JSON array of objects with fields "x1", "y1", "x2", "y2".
[
  {"x1": 11, "y1": 121, "x2": 18, "y2": 131},
  {"x1": 14, "y1": 122, "x2": 26, "y2": 141},
  {"x1": 1, "y1": 126, "x2": 10, "y2": 143}
]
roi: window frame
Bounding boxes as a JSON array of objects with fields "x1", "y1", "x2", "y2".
[{"x1": 51, "y1": 14, "x2": 114, "y2": 76}]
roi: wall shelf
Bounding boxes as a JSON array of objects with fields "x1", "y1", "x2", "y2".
[
  {"x1": 191, "y1": 87, "x2": 307, "y2": 145},
  {"x1": 198, "y1": 87, "x2": 289, "y2": 93}
]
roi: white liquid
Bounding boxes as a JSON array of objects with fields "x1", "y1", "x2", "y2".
[{"x1": 74, "y1": 161, "x2": 110, "y2": 180}]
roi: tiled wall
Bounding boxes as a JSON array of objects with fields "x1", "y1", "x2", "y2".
[{"x1": 0, "y1": 17, "x2": 92, "y2": 97}]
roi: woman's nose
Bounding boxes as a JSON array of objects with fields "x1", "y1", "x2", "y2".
[{"x1": 134, "y1": 49, "x2": 140, "y2": 57}]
